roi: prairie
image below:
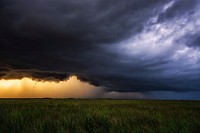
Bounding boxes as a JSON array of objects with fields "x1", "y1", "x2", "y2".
[{"x1": 0, "y1": 99, "x2": 199, "y2": 133}]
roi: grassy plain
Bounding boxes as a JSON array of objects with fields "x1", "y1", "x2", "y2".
[{"x1": 0, "y1": 99, "x2": 199, "y2": 133}]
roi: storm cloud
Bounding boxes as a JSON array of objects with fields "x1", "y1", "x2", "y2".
[{"x1": 0, "y1": 0, "x2": 200, "y2": 97}]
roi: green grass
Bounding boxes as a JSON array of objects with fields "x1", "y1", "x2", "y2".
[{"x1": 0, "y1": 99, "x2": 199, "y2": 133}]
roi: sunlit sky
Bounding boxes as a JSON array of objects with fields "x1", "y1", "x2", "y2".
[{"x1": 0, "y1": 76, "x2": 102, "y2": 98}]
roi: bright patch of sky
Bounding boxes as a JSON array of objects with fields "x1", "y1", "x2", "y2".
[{"x1": 117, "y1": 0, "x2": 200, "y2": 66}]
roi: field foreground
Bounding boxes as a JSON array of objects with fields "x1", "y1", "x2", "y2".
[{"x1": 0, "y1": 99, "x2": 199, "y2": 133}]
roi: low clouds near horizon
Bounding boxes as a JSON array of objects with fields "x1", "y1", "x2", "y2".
[{"x1": 0, "y1": 0, "x2": 200, "y2": 99}]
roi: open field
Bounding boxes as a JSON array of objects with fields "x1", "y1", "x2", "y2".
[{"x1": 0, "y1": 99, "x2": 199, "y2": 133}]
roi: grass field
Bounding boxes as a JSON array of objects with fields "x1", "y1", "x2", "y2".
[{"x1": 0, "y1": 99, "x2": 199, "y2": 133}]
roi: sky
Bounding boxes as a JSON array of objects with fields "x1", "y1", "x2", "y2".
[{"x1": 0, "y1": 0, "x2": 200, "y2": 99}]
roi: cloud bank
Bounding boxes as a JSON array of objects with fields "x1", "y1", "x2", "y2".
[{"x1": 0, "y1": 0, "x2": 200, "y2": 98}]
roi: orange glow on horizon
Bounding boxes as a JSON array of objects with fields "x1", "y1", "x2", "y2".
[
  {"x1": 0, "y1": 76, "x2": 103, "y2": 98},
  {"x1": 0, "y1": 79, "x2": 21, "y2": 89}
]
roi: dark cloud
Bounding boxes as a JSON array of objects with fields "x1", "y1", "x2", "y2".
[
  {"x1": 0, "y1": 0, "x2": 200, "y2": 94},
  {"x1": 0, "y1": 68, "x2": 71, "y2": 81},
  {"x1": 189, "y1": 35, "x2": 200, "y2": 47}
]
